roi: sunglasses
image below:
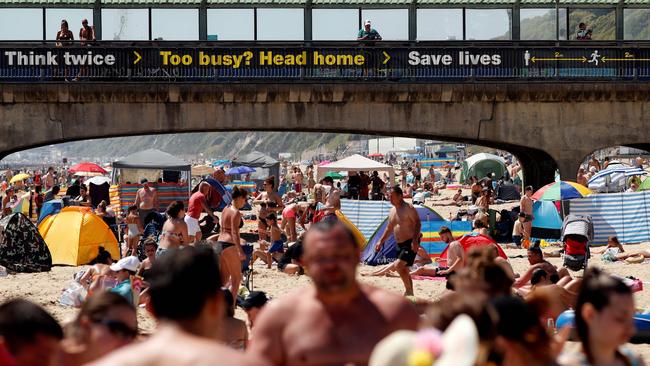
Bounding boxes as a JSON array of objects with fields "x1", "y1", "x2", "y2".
[{"x1": 95, "y1": 319, "x2": 138, "y2": 339}]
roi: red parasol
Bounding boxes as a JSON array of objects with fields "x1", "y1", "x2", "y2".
[{"x1": 68, "y1": 162, "x2": 108, "y2": 175}]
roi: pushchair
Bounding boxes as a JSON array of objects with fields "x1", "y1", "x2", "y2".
[
  {"x1": 134, "y1": 211, "x2": 165, "y2": 260},
  {"x1": 241, "y1": 244, "x2": 254, "y2": 291},
  {"x1": 561, "y1": 214, "x2": 594, "y2": 273}
]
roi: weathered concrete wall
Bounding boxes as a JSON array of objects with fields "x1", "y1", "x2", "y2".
[{"x1": 1, "y1": 83, "x2": 649, "y2": 187}]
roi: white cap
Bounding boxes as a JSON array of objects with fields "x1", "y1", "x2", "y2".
[
  {"x1": 364, "y1": 19, "x2": 371, "y2": 25},
  {"x1": 110, "y1": 256, "x2": 141, "y2": 272}
]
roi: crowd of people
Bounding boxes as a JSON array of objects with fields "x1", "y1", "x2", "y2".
[
  {"x1": 0, "y1": 219, "x2": 645, "y2": 366},
  {"x1": 1, "y1": 151, "x2": 649, "y2": 366}
]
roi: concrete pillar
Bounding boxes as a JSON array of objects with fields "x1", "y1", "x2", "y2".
[
  {"x1": 511, "y1": 146, "x2": 558, "y2": 190},
  {"x1": 555, "y1": 156, "x2": 584, "y2": 183}
]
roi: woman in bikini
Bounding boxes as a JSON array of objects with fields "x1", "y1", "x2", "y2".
[
  {"x1": 253, "y1": 176, "x2": 284, "y2": 242},
  {"x1": 217, "y1": 186, "x2": 249, "y2": 299},
  {"x1": 281, "y1": 202, "x2": 306, "y2": 243},
  {"x1": 157, "y1": 201, "x2": 189, "y2": 258},
  {"x1": 124, "y1": 205, "x2": 142, "y2": 257}
]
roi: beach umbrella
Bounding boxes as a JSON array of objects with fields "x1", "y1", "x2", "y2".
[
  {"x1": 191, "y1": 165, "x2": 215, "y2": 176},
  {"x1": 9, "y1": 173, "x2": 30, "y2": 184},
  {"x1": 588, "y1": 166, "x2": 646, "y2": 192},
  {"x1": 318, "y1": 161, "x2": 331, "y2": 166},
  {"x1": 368, "y1": 153, "x2": 383, "y2": 158},
  {"x1": 86, "y1": 176, "x2": 111, "y2": 186},
  {"x1": 69, "y1": 162, "x2": 107, "y2": 176},
  {"x1": 211, "y1": 159, "x2": 231, "y2": 167},
  {"x1": 225, "y1": 166, "x2": 256, "y2": 176},
  {"x1": 532, "y1": 181, "x2": 592, "y2": 201},
  {"x1": 639, "y1": 177, "x2": 650, "y2": 191},
  {"x1": 325, "y1": 171, "x2": 344, "y2": 180}
]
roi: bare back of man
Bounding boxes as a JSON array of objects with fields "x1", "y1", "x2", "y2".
[
  {"x1": 249, "y1": 285, "x2": 418, "y2": 366},
  {"x1": 90, "y1": 325, "x2": 263, "y2": 366}
]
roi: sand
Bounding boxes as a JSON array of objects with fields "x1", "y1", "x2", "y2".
[{"x1": 1, "y1": 185, "x2": 649, "y2": 360}]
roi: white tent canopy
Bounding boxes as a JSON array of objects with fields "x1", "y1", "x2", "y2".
[{"x1": 316, "y1": 154, "x2": 395, "y2": 183}]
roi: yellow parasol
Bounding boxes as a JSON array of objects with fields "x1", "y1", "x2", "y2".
[{"x1": 9, "y1": 173, "x2": 30, "y2": 184}]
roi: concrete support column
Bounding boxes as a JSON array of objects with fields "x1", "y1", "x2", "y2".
[{"x1": 555, "y1": 155, "x2": 586, "y2": 183}]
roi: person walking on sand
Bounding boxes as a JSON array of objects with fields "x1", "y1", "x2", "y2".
[
  {"x1": 374, "y1": 186, "x2": 421, "y2": 296},
  {"x1": 248, "y1": 220, "x2": 418, "y2": 366},
  {"x1": 520, "y1": 185, "x2": 534, "y2": 242}
]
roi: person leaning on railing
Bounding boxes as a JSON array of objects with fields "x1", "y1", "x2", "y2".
[{"x1": 357, "y1": 19, "x2": 382, "y2": 41}]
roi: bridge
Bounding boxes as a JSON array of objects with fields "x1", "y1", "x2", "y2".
[{"x1": 2, "y1": 41, "x2": 650, "y2": 188}]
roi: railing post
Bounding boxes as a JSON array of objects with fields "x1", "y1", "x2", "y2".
[
  {"x1": 199, "y1": 0, "x2": 208, "y2": 41},
  {"x1": 304, "y1": 0, "x2": 312, "y2": 41},
  {"x1": 93, "y1": 0, "x2": 102, "y2": 40},
  {"x1": 409, "y1": 0, "x2": 417, "y2": 41},
  {"x1": 512, "y1": 0, "x2": 520, "y2": 40},
  {"x1": 616, "y1": 0, "x2": 624, "y2": 41}
]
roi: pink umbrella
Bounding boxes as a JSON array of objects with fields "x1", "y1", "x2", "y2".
[
  {"x1": 318, "y1": 161, "x2": 331, "y2": 166},
  {"x1": 68, "y1": 162, "x2": 107, "y2": 176}
]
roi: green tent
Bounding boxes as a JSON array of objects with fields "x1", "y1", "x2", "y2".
[
  {"x1": 325, "y1": 171, "x2": 344, "y2": 180},
  {"x1": 460, "y1": 153, "x2": 507, "y2": 183}
]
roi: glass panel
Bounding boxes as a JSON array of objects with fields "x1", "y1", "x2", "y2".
[
  {"x1": 207, "y1": 9, "x2": 254, "y2": 41},
  {"x1": 102, "y1": 9, "x2": 149, "y2": 40},
  {"x1": 46, "y1": 8, "x2": 94, "y2": 41},
  {"x1": 568, "y1": 8, "x2": 615, "y2": 40},
  {"x1": 257, "y1": 8, "x2": 304, "y2": 41},
  {"x1": 466, "y1": 9, "x2": 511, "y2": 40},
  {"x1": 521, "y1": 8, "x2": 557, "y2": 40},
  {"x1": 313, "y1": 9, "x2": 358, "y2": 41},
  {"x1": 0, "y1": 9, "x2": 43, "y2": 40},
  {"x1": 361, "y1": 9, "x2": 408, "y2": 40},
  {"x1": 559, "y1": 8, "x2": 567, "y2": 40},
  {"x1": 152, "y1": 9, "x2": 198, "y2": 40},
  {"x1": 417, "y1": 9, "x2": 463, "y2": 40},
  {"x1": 624, "y1": 8, "x2": 650, "y2": 40}
]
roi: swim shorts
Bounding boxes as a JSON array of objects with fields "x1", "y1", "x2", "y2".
[
  {"x1": 184, "y1": 215, "x2": 200, "y2": 236},
  {"x1": 268, "y1": 240, "x2": 284, "y2": 254},
  {"x1": 397, "y1": 239, "x2": 416, "y2": 267}
]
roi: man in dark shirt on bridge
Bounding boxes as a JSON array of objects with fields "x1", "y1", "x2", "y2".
[{"x1": 357, "y1": 20, "x2": 382, "y2": 41}]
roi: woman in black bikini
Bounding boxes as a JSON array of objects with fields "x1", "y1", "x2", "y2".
[
  {"x1": 218, "y1": 186, "x2": 248, "y2": 299},
  {"x1": 253, "y1": 176, "x2": 284, "y2": 241}
]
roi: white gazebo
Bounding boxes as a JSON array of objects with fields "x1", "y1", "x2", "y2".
[{"x1": 316, "y1": 154, "x2": 395, "y2": 183}]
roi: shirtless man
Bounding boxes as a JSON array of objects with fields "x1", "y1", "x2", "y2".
[
  {"x1": 514, "y1": 245, "x2": 570, "y2": 289},
  {"x1": 520, "y1": 186, "x2": 534, "y2": 242},
  {"x1": 374, "y1": 186, "x2": 421, "y2": 296},
  {"x1": 89, "y1": 246, "x2": 262, "y2": 366},
  {"x1": 44, "y1": 167, "x2": 55, "y2": 191},
  {"x1": 134, "y1": 179, "x2": 158, "y2": 227},
  {"x1": 438, "y1": 226, "x2": 464, "y2": 275},
  {"x1": 292, "y1": 167, "x2": 304, "y2": 193},
  {"x1": 249, "y1": 220, "x2": 418, "y2": 366}
]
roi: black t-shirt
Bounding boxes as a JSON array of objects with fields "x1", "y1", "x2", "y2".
[
  {"x1": 278, "y1": 241, "x2": 303, "y2": 267},
  {"x1": 348, "y1": 175, "x2": 361, "y2": 190},
  {"x1": 371, "y1": 176, "x2": 384, "y2": 193}
]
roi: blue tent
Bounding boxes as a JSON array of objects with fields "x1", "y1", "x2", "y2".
[
  {"x1": 361, "y1": 205, "x2": 471, "y2": 266},
  {"x1": 531, "y1": 200, "x2": 563, "y2": 239},
  {"x1": 37, "y1": 199, "x2": 63, "y2": 225}
]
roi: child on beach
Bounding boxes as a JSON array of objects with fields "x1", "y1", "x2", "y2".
[
  {"x1": 251, "y1": 214, "x2": 285, "y2": 269},
  {"x1": 124, "y1": 205, "x2": 142, "y2": 257}
]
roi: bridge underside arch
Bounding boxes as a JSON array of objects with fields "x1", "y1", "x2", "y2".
[{"x1": 4, "y1": 82, "x2": 650, "y2": 188}]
